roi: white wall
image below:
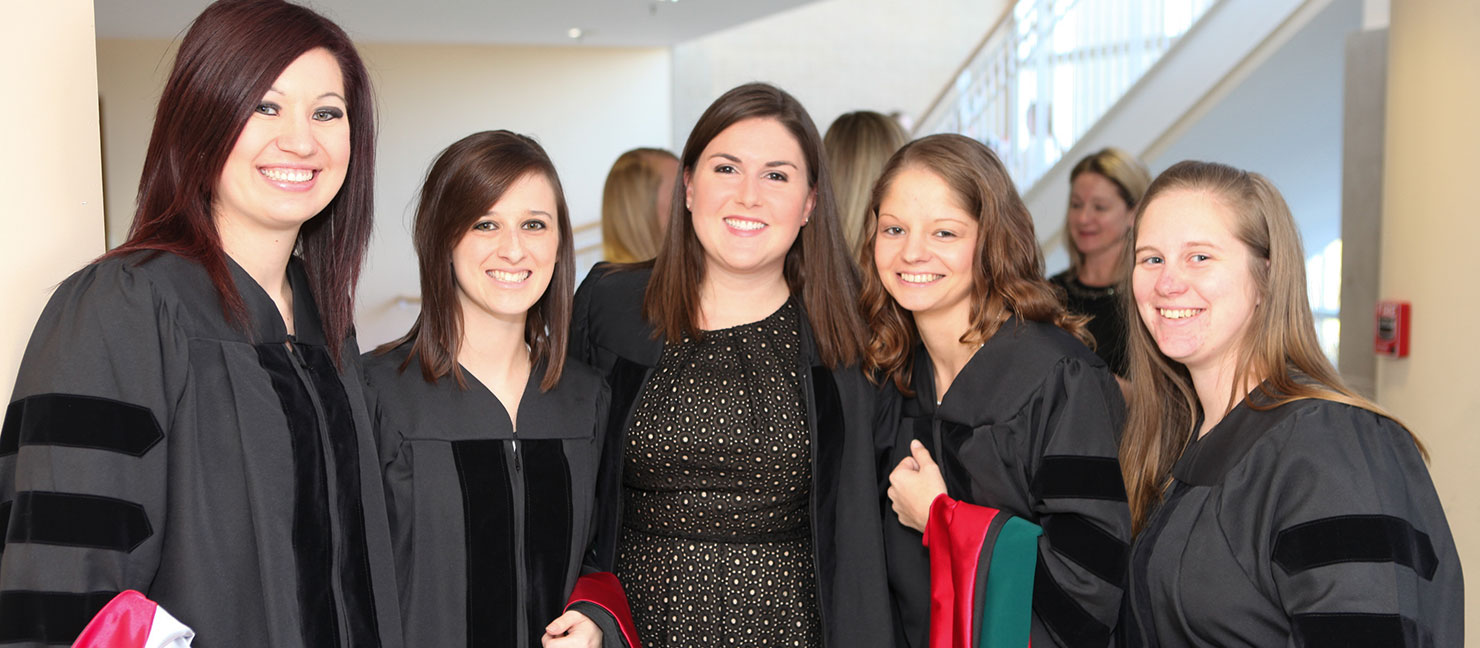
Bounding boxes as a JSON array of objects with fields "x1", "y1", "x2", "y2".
[
  {"x1": 671, "y1": 0, "x2": 1008, "y2": 147},
  {"x1": 1, "y1": 2, "x2": 106, "y2": 404},
  {"x1": 94, "y1": 40, "x2": 673, "y2": 350},
  {"x1": 1147, "y1": 0, "x2": 1359, "y2": 257}
]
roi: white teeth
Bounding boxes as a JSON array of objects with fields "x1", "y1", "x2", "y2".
[
  {"x1": 261, "y1": 167, "x2": 313, "y2": 183},
  {"x1": 725, "y1": 218, "x2": 765, "y2": 231},
  {"x1": 1160, "y1": 308, "x2": 1201, "y2": 319},
  {"x1": 489, "y1": 270, "x2": 531, "y2": 282},
  {"x1": 900, "y1": 273, "x2": 942, "y2": 284}
]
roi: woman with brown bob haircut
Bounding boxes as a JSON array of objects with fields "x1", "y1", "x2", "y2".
[
  {"x1": 570, "y1": 82, "x2": 891, "y2": 646},
  {"x1": 0, "y1": 1, "x2": 403, "y2": 646},
  {"x1": 365, "y1": 131, "x2": 640, "y2": 648},
  {"x1": 1120, "y1": 160, "x2": 1460, "y2": 646},
  {"x1": 601, "y1": 147, "x2": 679, "y2": 263},
  {"x1": 866, "y1": 134, "x2": 1129, "y2": 647}
]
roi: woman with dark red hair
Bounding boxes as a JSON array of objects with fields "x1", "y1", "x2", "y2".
[{"x1": 0, "y1": 1, "x2": 401, "y2": 646}]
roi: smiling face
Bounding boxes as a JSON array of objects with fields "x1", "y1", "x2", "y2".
[
  {"x1": 452, "y1": 172, "x2": 560, "y2": 327},
  {"x1": 1067, "y1": 171, "x2": 1134, "y2": 263},
  {"x1": 214, "y1": 48, "x2": 350, "y2": 237},
  {"x1": 1132, "y1": 189, "x2": 1261, "y2": 376},
  {"x1": 874, "y1": 166, "x2": 979, "y2": 329},
  {"x1": 685, "y1": 117, "x2": 816, "y2": 282}
]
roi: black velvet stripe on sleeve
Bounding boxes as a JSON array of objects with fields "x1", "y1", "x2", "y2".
[
  {"x1": 7, "y1": 491, "x2": 152, "y2": 552},
  {"x1": 1273, "y1": 515, "x2": 1439, "y2": 579},
  {"x1": 256, "y1": 345, "x2": 341, "y2": 648},
  {"x1": 0, "y1": 394, "x2": 163, "y2": 457},
  {"x1": 1041, "y1": 514, "x2": 1128, "y2": 586},
  {"x1": 299, "y1": 344, "x2": 382, "y2": 648},
  {"x1": 0, "y1": 500, "x2": 12, "y2": 554},
  {"x1": 453, "y1": 440, "x2": 518, "y2": 647},
  {"x1": 523, "y1": 440, "x2": 573, "y2": 639},
  {"x1": 1291, "y1": 612, "x2": 1418, "y2": 648},
  {"x1": 0, "y1": 590, "x2": 118, "y2": 644},
  {"x1": 1032, "y1": 557, "x2": 1111, "y2": 648},
  {"x1": 1032, "y1": 456, "x2": 1127, "y2": 501}
]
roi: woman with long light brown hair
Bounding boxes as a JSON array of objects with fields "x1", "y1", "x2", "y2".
[
  {"x1": 1120, "y1": 160, "x2": 1461, "y2": 646},
  {"x1": 600, "y1": 147, "x2": 679, "y2": 263},
  {"x1": 866, "y1": 134, "x2": 1129, "y2": 647}
]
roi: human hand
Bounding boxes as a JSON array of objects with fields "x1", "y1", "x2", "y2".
[
  {"x1": 542, "y1": 609, "x2": 602, "y2": 648},
  {"x1": 887, "y1": 439, "x2": 948, "y2": 533}
]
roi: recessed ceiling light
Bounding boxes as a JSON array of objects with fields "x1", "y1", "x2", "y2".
[{"x1": 567, "y1": 27, "x2": 583, "y2": 39}]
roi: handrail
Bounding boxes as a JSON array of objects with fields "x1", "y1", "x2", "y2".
[{"x1": 915, "y1": 0, "x2": 1221, "y2": 191}]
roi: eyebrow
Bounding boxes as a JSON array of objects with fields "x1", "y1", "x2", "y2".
[
  {"x1": 707, "y1": 152, "x2": 800, "y2": 170},
  {"x1": 266, "y1": 87, "x2": 349, "y2": 104}
]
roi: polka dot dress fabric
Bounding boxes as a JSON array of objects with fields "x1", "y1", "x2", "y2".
[{"x1": 616, "y1": 301, "x2": 821, "y2": 647}]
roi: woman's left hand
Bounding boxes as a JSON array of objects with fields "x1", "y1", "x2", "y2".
[
  {"x1": 887, "y1": 439, "x2": 948, "y2": 533},
  {"x1": 542, "y1": 609, "x2": 603, "y2": 648}
]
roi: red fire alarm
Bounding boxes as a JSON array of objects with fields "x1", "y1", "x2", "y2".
[{"x1": 1374, "y1": 301, "x2": 1410, "y2": 358}]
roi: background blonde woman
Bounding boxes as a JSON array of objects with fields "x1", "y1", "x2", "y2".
[
  {"x1": 824, "y1": 110, "x2": 908, "y2": 261},
  {"x1": 600, "y1": 147, "x2": 678, "y2": 263},
  {"x1": 1050, "y1": 147, "x2": 1150, "y2": 377}
]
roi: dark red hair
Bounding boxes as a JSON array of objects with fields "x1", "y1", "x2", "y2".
[{"x1": 108, "y1": 0, "x2": 376, "y2": 362}]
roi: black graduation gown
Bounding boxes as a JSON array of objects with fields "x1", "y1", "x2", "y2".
[
  {"x1": 363, "y1": 343, "x2": 637, "y2": 648},
  {"x1": 0, "y1": 252, "x2": 403, "y2": 647},
  {"x1": 569, "y1": 263, "x2": 895, "y2": 647},
  {"x1": 880, "y1": 318, "x2": 1130, "y2": 648},
  {"x1": 1123, "y1": 393, "x2": 1463, "y2": 647}
]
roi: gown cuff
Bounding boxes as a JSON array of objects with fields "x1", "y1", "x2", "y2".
[{"x1": 566, "y1": 571, "x2": 642, "y2": 648}]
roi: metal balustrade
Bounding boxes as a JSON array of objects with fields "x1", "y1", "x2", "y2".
[{"x1": 916, "y1": 0, "x2": 1221, "y2": 190}]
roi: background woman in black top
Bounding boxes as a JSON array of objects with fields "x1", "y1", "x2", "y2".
[{"x1": 1049, "y1": 147, "x2": 1150, "y2": 378}]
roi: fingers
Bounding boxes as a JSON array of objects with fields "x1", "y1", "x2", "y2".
[{"x1": 544, "y1": 609, "x2": 584, "y2": 637}]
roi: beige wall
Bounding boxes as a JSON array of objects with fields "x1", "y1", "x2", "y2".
[
  {"x1": 1, "y1": 2, "x2": 106, "y2": 403},
  {"x1": 95, "y1": 40, "x2": 672, "y2": 349},
  {"x1": 1380, "y1": 0, "x2": 1480, "y2": 637}
]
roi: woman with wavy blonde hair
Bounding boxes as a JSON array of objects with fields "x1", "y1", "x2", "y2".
[
  {"x1": 600, "y1": 147, "x2": 678, "y2": 263},
  {"x1": 865, "y1": 133, "x2": 1128, "y2": 647},
  {"x1": 1120, "y1": 160, "x2": 1460, "y2": 646},
  {"x1": 1050, "y1": 147, "x2": 1151, "y2": 377}
]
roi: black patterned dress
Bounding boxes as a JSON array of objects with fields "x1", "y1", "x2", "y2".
[{"x1": 614, "y1": 300, "x2": 822, "y2": 647}]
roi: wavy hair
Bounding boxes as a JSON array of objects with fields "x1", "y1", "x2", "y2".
[
  {"x1": 378, "y1": 131, "x2": 573, "y2": 392},
  {"x1": 1120, "y1": 160, "x2": 1421, "y2": 533},
  {"x1": 645, "y1": 82, "x2": 866, "y2": 368},
  {"x1": 862, "y1": 134, "x2": 1089, "y2": 393},
  {"x1": 107, "y1": 0, "x2": 375, "y2": 364}
]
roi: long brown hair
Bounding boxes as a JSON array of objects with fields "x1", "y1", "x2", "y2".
[
  {"x1": 108, "y1": 0, "x2": 375, "y2": 364},
  {"x1": 601, "y1": 147, "x2": 677, "y2": 263},
  {"x1": 1063, "y1": 147, "x2": 1151, "y2": 277},
  {"x1": 378, "y1": 131, "x2": 573, "y2": 392},
  {"x1": 862, "y1": 134, "x2": 1089, "y2": 393},
  {"x1": 645, "y1": 82, "x2": 866, "y2": 368},
  {"x1": 823, "y1": 111, "x2": 909, "y2": 260},
  {"x1": 1120, "y1": 160, "x2": 1420, "y2": 533}
]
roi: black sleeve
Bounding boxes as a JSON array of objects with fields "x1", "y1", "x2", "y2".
[
  {"x1": 1232, "y1": 405, "x2": 1463, "y2": 647},
  {"x1": 569, "y1": 263, "x2": 611, "y2": 367},
  {"x1": 582, "y1": 379, "x2": 619, "y2": 573},
  {"x1": 1024, "y1": 357, "x2": 1130, "y2": 647},
  {"x1": 0, "y1": 262, "x2": 185, "y2": 646}
]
